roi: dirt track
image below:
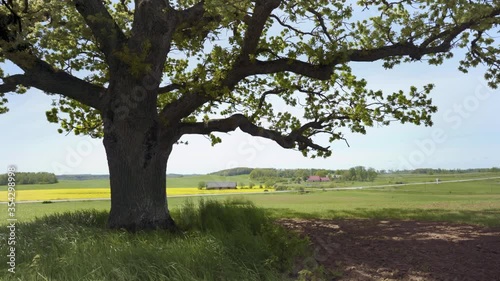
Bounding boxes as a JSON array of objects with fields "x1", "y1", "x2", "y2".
[{"x1": 279, "y1": 219, "x2": 500, "y2": 281}]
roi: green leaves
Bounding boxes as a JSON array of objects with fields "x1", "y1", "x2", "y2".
[
  {"x1": 0, "y1": 92, "x2": 9, "y2": 114},
  {"x1": 0, "y1": 0, "x2": 497, "y2": 156},
  {"x1": 45, "y1": 96, "x2": 103, "y2": 138}
]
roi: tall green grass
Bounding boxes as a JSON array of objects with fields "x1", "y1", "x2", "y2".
[{"x1": 0, "y1": 199, "x2": 307, "y2": 281}]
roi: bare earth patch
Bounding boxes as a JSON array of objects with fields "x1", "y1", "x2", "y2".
[{"x1": 279, "y1": 219, "x2": 500, "y2": 281}]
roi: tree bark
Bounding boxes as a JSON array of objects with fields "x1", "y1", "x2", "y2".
[
  {"x1": 101, "y1": 72, "x2": 178, "y2": 231},
  {"x1": 103, "y1": 116, "x2": 177, "y2": 231}
]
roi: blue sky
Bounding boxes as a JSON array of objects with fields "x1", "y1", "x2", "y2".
[{"x1": 0, "y1": 54, "x2": 499, "y2": 175}]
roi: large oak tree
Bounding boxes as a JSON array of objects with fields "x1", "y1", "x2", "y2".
[{"x1": 0, "y1": 0, "x2": 498, "y2": 231}]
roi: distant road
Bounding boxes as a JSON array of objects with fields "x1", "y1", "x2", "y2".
[
  {"x1": 317, "y1": 176, "x2": 500, "y2": 191},
  {"x1": 3, "y1": 176, "x2": 500, "y2": 204}
]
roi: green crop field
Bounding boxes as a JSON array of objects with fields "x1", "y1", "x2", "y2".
[{"x1": 2, "y1": 176, "x2": 499, "y2": 226}]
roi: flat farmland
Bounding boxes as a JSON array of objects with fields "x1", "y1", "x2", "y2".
[{"x1": 1, "y1": 176, "x2": 499, "y2": 227}]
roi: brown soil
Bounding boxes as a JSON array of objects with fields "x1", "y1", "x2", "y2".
[{"x1": 279, "y1": 219, "x2": 500, "y2": 281}]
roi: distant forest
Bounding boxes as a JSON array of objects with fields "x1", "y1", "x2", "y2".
[
  {"x1": 388, "y1": 168, "x2": 500, "y2": 174},
  {"x1": 209, "y1": 167, "x2": 254, "y2": 176},
  {"x1": 0, "y1": 172, "x2": 58, "y2": 185},
  {"x1": 211, "y1": 167, "x2": 500, "y2": 177},
  {"x1": 208, "y1": 167, "x2": 499, "y2": 183},
  {"x1": 211, "y1": 167, "x2": 336, "y2": 177},
  {"x1": 56, "y1": 174, "x2": 109, "y2": 181},
  {"x1": 2, "y1": 167, "x2": 496, "y2": 185}
]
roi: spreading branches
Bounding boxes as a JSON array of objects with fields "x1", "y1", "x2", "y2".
[
  {"x1": 0, "y1": 7, "x2": 104, "y2": 110},
  {"x1": 307, "y1": 8, "x2": 335, "y2": 44},
  {"x1": 223, "y1": 2, "x2": 500, "y2": 86},
  {"x1": 250, "y1": 88, "x2": 286, "y2": 120},
  {"x1": 269, "y1": 14, "x2": 315, "y2": 37},
  {"x1": 179, "y1": 113, "x2": 330, "y2": 152},
  {"x1": 0, "y1": 0, "x2": 497, "y2": 156},
  {"x1": 160, "y1": 0, "x2": 282, "y2": 123},
  {"x1": 417, "y1": 7, "x2": 500, "y2": 57}
]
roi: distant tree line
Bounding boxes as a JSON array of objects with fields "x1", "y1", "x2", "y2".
[
  {"x1": 335, "y1": 166, "x2": 378, "y2": 182},
  {"x1": 386, "y1": 168, "x2": 500, "y2": 175},
  {"x1": 198, "y1": 167, "x2": 499, "y2": 184},
  {"x1": 0, "y1": 172, "x2": 58, "y2": 185},
  {"x1": 210, "y1": 167, "x2": 254, "y2": 176},
  {"x1": 249, "y1": 168, "x2": 333, "y2": 181},
  {"x1": 57, "y1": 174, "x2": 109, "y2": 181}
]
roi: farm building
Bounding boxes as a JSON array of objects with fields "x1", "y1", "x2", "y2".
[
  {"x1": 307, "y1": 176, "x2": 330, "y2": 182},
  {"x1": 205, "y1": 182, "x2": 237, "y2": 190}
]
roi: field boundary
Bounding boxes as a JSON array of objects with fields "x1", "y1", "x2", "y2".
[{"x1": 1, "y1": 176, "x2": 499, "y2": 204}]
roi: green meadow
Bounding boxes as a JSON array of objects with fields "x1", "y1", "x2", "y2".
[
  {"x1": 2, "y1": 175, "x2": 499, "y2": 226},
  {"x1": 1, "y1": 173, "x2": 499, "y2": 280}
]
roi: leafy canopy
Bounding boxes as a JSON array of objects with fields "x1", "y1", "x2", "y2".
[{"x1": 0, "y1": 0, "x2": 498, "y2": 157}]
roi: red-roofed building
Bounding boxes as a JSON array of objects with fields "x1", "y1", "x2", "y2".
[{"x1": 307, "y1": 176, "x2": 330, "y2": 182}]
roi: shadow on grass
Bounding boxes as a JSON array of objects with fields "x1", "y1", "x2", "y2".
[
  {"x1": 267, "y1": 207, "x2": 500, "y2": 227},
  {"x1": 0, "y1": 199, "x2": 308, "y2": 281}
]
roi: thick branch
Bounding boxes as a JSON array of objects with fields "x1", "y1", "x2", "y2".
[
  {"x1": 0, "y1": 11, "x2": 103, "y2": 108},
  {"x1": 158, "y1": 83, "x2": 183, "y2": 95},
  {"x1": 238, "y1": 0, "x2": 281, "y2": 61},
  {"x1": 128, "y1": 0, "x2": 178, "y2": 76},
  {"x1": 175, "y1": 1, "x2": 220, "y2": 47},
  {"x1": 177, "y1": 1, "x2": 205, "y2": 24},
  {"x1": 72, "y1": 0, "x2": 127, "y2": 68},
  {"x1": 419, "y1": 7, "x2": 500, "y2": 49},
  {"x1": 228, "y1": 7, "x2": 500, "y2": 83},
  {"x1": 4, "y1": 53, "x2": 104, "y2": 109},
  {"x1": 179, "y1": 113, "x2": 329, "y2": 151},
  {"x1": 159, "y1": 92, "x2": 209, "y2": 122},
  {"x1": 224, "y1": 38, "x2": 470, "y2": 83},
  {"x1": 160, "y1": 1, "x2": 281, "y2": 123},
  {"x1": 0, "y1": 74, "x2": 24, "y2": 93}
]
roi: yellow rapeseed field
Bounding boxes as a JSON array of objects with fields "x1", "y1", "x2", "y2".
[{"x1": 0, "y1": 187, "x2": 274, "y2": 202}]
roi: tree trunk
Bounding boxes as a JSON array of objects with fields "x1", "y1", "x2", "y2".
[{"x1": 103, "y1": 113, "x2": 177, "y2": 231}]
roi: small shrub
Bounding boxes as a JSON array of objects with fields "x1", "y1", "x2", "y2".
[{"x1": 265, "y1": 180, "x2": 275, "y2": 189}]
